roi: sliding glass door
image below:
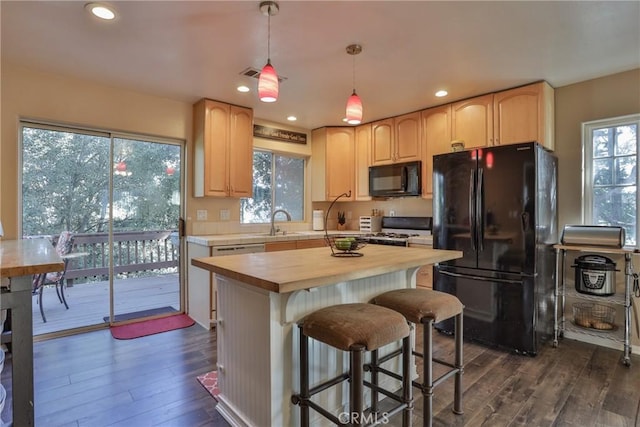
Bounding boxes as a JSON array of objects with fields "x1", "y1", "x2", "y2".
[{"x1": 21, "y1": 122, "x2": 184, "y2": 335}]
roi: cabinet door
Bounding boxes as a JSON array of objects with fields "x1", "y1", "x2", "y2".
[
  {"x1": 265, "y1": 241, "x2": 297, "y2": 252},
  {"x1": 371, "y1": 119, "x2": 395, "y2": 165},
  {"x1": 395, "y1": 111, "x2": 421, "y2": 163},
  {"x1": 493, "y1": 82, "x2": 554, "y2": 149},
  {"x1": 416, "y1": 265, "x2": 433, "y2": 289},
  {"x1": 203, "y1": 100, "x2": 230, "y2": 197},
  {"x1": 355, "y1": 124, "x2": 372, "y2": 201},
  {"x1": 421, "y1": 105, "x2": 452, "y2": 198},
  {"x1": 228, "y1": 105, "x2": 254, "y2": 198},
  {"x1": 296, "y1": 239, "x2": 327, "y2": 249},
  {"x1": 325, "y1": 127, "x2": 355, "y2": 200},
  {"x1": 452, "y1": 94, "x2": 494, "y2": 148}
]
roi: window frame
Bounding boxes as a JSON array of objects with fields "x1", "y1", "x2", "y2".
[
  {"x1": 582, "y1": 113, "x2": 640, "y2": 247},
  {"x1": 240, "y1": 149, "x2": 306, "y2": 224}
]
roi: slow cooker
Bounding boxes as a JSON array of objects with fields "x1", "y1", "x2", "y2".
[{"x1": 573, "y1": 255, "x2": 617, "y2": 296}]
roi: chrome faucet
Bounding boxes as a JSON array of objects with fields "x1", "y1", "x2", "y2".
[{"x1": 270, "y1": 209, "x2": 292, "y2": 236}]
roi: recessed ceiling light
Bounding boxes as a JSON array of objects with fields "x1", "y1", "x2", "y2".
[
  {"x1": 85, "y1": 3, "x2": 116, "y2": 20},
  {"x1": 237, "y1": 85, "x2": 250, "y2": 93},
  {"x1": 435, "y1": 90, "x2": 448, "y2": 97},
  {"x1": 287, "y1": 116, "x2": 297, "y2": 122}
]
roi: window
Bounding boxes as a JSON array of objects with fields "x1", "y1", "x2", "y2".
[
  {"x1": 583, "y1": 114, "x2": 640, "y2": 247},
  {"x1": 240, "y1": 150, "x2": 305, "y2": 223}
]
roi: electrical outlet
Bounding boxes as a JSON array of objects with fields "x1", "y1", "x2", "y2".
[
  {"x1": 390, "y1": 210, "x2": 396, "y2": 217},
  {"x1": 196, "y1": 210, "x2": 208, "y2": 221},
  {"x1": 347, "y1": 211, "x2": 352, "y2": 220},
  {"x1": 220, "y1": 209, "x2": 230, "y2": 221}
]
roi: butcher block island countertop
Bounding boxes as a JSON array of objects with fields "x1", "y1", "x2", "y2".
[
  {"x1": 191, "y1": 244, "x2": 462, "y2": 427},
  {"x1": 191, "y1": 244, "x2": 461, "y2": 294}
]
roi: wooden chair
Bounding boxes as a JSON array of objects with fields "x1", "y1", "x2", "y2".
[{"x1": 32, "y1": 231, "x2": 75, "y2": 323}]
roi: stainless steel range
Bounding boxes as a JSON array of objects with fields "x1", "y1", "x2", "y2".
[{"x1": 366, "y1": 216, "x2": 432, "y2": 247}]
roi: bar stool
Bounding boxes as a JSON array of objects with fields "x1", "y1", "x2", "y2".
[
  {"x1": 371, "y1": 289, "x2": 464, "y2": 427},
  {"x1": 291, "y1": 303, "x2": 413, "y2": 426}
]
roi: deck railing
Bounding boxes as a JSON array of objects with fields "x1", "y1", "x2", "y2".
[{"x1": 43, "y1": 230, "x2": 179, "y2": 284}]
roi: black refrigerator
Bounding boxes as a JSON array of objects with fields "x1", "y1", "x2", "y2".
[{"x1": 433, "y1": 141, "x2": 557, "y2": 355}]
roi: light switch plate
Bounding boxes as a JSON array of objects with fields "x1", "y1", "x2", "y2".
[
  {"x1": 220, "y1": 209, "x2": 230, "y2": 221},
  {"x1": 196, "y1": 209, "x2": 208, "y2": 221}
]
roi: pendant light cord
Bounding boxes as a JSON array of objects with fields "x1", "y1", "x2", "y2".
[
  {"x1": 267, "y1": 5, "x2": 271, "y2": 62},
  {"x1": 352, "y1": 53, "x2": 356, "y2": 93}
]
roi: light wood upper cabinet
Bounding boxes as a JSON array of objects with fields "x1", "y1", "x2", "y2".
[
  {"x1": 421, "y1": 105, "x2": 452, "y2": 198},
  {"x1": 493, "y1": 81, "x2": 554, "y2": 150},
  {"x1": 395, "y1": 111, "x2": 422, "y2": 163},
  {"x1": 371, "y1": 118, "x2": 395, "y2": 165},
  {"x1": 193, "y1": 99, "x2": 253, "y2": 197},
  {"x1": 312, "y1": 127, "x2": 355, "y2": 201},
  {"x1": 451, "y1": 93, "x2": 494, "y2": 149},
  {"x1": 228, "y1": 106, "x2": 254, "y2": 197},
  {"x1": 355, "y1": 124, "x2": 372, "y2": 201},
  {"x1": 371, "y1": 113, "x2": 421, "y2": 165},
  {"x1": 326, "y1": 127, "x2": 355, "y2": 201}
]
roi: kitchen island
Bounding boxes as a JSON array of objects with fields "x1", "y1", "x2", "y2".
[{"x1": 192, "y1": 245, "x2": 462, "y2": 426}]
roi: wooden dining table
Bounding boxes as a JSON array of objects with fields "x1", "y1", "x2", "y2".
[{"x1": 1, "y1": 238, "x2": 64, "y2": 427}]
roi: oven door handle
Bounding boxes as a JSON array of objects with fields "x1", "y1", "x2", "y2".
[{"x1": 438, "y1": 269, "x2": 523, "y2": 285}]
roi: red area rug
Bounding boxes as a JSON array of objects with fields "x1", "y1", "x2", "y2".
[
  {"x1": 197, "y1": 370, "x2": 220, "y2": 401},
  {"x1": 110, "y1": 314, "x2": 195, "y2": 340}
]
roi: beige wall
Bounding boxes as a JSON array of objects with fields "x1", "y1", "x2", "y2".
[
  {"x1": 0, "y1": 63, "x2": 312, "y2": 238},
  {"x1": 555, "y1": 68, "x2": 640, "y2": 231},
  {"x1": 0, "y1": 63, "x2": 192, "y2": 239}
]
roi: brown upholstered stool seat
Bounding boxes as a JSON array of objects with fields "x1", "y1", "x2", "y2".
[
  {"x1": 292, "y1": 303, "x2": 413, "y2": 426},
  {"x1": 301, "y1": 303, "x2": 410, "y2": 351},
  {"x1": 371, "y1": 288, "x2": 463, "y2": 324},
  {"x1": 371, "y1": 288, "x2": 464, "y2": 427}
]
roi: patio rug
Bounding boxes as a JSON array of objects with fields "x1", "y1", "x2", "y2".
[
  {"x1": 110, "y1": 314, "x2": 195, "y2": 340},
  {"x1": 196, "y1": 370, "x2": 220, "y2": 401}
]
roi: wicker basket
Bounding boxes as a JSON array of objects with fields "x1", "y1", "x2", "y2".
[{"x1": 572, "y1": 302, "x2": 616, "y2": 331}]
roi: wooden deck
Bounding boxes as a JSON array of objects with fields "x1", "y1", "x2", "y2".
[{"x1": 32, "y1": 273, "x2": 180, "y2": 336}]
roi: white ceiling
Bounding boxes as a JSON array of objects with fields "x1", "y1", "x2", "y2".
[{"x1": 2, "y1": 1, "x2": 639, "y2": 130}]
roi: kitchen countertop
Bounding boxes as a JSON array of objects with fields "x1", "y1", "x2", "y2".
[
  {"x1": 186, "y1": 230, "x2": 366, "y2": 246},
  {"x1": 186, "y1": 230, "x2": 433, "y2": 246},
  {"x1": 191, "y1": 245, "x2": 461, "y2": 293}
]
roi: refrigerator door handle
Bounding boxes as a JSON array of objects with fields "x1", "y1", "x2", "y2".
[
  {"x1": 439, "y1": 269, "x2": 523, "y2": 285},
  {"x1": 469, "y1": 169, "x2": 477, "y2": 251},
  {"x1": 477, "y1": 167, "x2": 485, "y2": 251}
]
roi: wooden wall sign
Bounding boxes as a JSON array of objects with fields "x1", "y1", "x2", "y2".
[{"x1": 253, "y1": 124, "x2": 307, "y2": 144}]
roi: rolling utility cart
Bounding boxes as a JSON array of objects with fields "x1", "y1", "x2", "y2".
[{"x1": 553, "y1": 226, "x2": 638, "y2": 366}]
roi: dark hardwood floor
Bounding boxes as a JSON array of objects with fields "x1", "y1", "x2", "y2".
[{"x1": 1, "y1": 324, "x2": 639, "y2": 426}]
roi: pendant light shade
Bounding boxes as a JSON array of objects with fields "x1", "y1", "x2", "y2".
[
  {"x1": 346, "y1": 90, "x2": 363, "y2": 125},
  {"x1": 258, "y1": 1, "x2": 279, "y2": 103},
  {"x1": 345, "y1": 44, "x2": 363, "y2": 125},
  {"x1": 259, "y1": 60, "x2": 278, "y2": 102}
]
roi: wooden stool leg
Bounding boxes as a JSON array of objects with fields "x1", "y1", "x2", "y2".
[
  {"x1": 422, "y1": 319, "x2": 434, "y2": 427},
  {"x1": 453, "y1": 312, "x2": 464, "y2": 415},
  {"x1": 350, "y1": 344, "x2": 365, "y2": 425}
]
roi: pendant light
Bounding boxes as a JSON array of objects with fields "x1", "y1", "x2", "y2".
[
  {"x1": 345, "y1": 44, "x2": 363, "y2": 125},
  {"x1": 258, "y1": 1, "x2": 279, "y2": 103}
]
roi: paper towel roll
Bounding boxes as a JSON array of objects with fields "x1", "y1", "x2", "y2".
[{"x1": 313, "y1": 210, "x2": 324, "y2": 231}]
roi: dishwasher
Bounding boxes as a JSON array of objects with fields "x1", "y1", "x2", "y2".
[{"x1": 187, "y1": 242, "x2": 265, "y2": 329}]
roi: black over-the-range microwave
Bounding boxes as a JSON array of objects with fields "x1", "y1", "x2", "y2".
[{"x1": 368, "y1": 161, "x2": 421, "y2": 197}]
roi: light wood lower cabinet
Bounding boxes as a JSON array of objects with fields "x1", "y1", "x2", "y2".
[{"x1": 265, "y1": 239, "x2": 327, "y2": 251}]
